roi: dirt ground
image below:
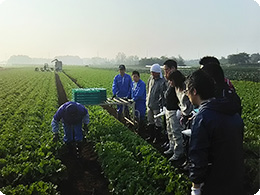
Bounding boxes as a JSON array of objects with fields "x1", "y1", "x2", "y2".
[{"x1": 57, "y1": 142, "x2": 110, "y2": 195}]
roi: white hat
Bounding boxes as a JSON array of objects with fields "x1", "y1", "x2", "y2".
[{"x1": 150, "y1": 63, "x2": 163, "y2": 78}]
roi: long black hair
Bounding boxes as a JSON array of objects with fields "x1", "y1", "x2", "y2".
[{"x1": 168, "y1": 70, "x2": 186, "y2": 90}]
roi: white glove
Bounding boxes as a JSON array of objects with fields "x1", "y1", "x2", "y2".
[
  {"x1": 191, "y1": 187, "x2": 201, "y2": 195},
  {"x1": 154, "y1": 107, "x2": 166, "y2": 118}
]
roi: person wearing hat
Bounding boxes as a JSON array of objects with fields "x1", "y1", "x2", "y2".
[
  {"x1": 146, "y1": 63, "x2": 167, "y2": 143},
  {"x1": 112, "y1": 64, "x2": 133, "y2": 121}
]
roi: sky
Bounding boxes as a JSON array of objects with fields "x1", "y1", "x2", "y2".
[{"x1": 0, "y1": 0, "x2": 259, "y2": 61}]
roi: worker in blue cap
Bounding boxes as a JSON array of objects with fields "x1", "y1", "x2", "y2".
[{"x1": 112, "y1": 64, "x2": 133, "y2": 121}]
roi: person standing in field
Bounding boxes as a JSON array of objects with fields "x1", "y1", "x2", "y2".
[
  {"x1": 51, "y1": 101, "x2": 89, "y2": 156},
  {"x1": 132, "y1": 70, "x2": 146, "y2": 129},
  {"x1": 199, "y1": 56, "x2": 235, "y2": 91},
  {"x1": 112, "y1": 64, "x2": 133, "y2": 121},
  {"x1": 185, "y1": 70, "x2": 244, "y2": 195},
  {"x1": 199, "y1": 56, "x2": 242, "y2": 115},
  {"x1": 168, "y1": 70, "x2": 193, "y2": 164},
  {"x1": 162, "y1": 60, "x2": 186, "y2": 162},
  {"x1": 146, "y1": 63, "x2": 167, "y2": 143}
]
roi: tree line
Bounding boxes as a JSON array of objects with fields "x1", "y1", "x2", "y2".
[{"x1": 5, "y1": 52, "x2": 260, "y2": 66}]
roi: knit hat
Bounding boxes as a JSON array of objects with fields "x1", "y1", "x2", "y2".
[{"x1": 150, "y1": 63, "x2": 163, "y2": 78}]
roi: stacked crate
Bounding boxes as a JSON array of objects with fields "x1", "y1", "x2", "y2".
[{"x1": 72, "y1": 88, "x2": 107, "y2": 105}]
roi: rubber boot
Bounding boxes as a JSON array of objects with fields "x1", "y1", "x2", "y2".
[
  {"x1": 137, "y1": 119, "x2": 145, "y2": 135},
  {"x1": 118, "y1": 113, "x2": 123, "y2": 122},
  {"x1": 145, "y1": 124, "x2": 155, "y2": 142},
  {"x1": 75, "y1": 142, "x2": 83, "y2": 159},
  {"x1": 153, "y1": 126, "x2": 162, "y2": 144},
  {"x1": 164, "y1": 142, "x2": 174, "y2": 155}
]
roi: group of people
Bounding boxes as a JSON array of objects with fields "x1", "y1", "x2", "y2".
[{"x1": 51, "y1": 56, "x2": 244, "y2": 195}]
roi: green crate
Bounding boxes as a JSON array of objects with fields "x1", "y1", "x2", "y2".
[{"x1": 72, "y1": 88, "x2": 107, "y2": 105}]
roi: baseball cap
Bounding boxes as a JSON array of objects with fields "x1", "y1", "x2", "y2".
[{"x1": 119, "y1": 64, "x2": 126, "y2": 70}]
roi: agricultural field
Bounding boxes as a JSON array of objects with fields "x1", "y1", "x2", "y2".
[
  {"x1": 0, "y1": 68, "x2": 65, "y2": 194},
  {"x1": 0, "y1": 65, "x2": 259, "y2": 194}
]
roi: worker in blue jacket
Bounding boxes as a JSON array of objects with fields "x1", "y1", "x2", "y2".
[
  {"x1": 112, "y1": 64, "x2": 133, "y2": 121},
  {"x1": 132, "y1": 70, "x2": 146, "y2": 122},
  {"x1": 51, "y1": 101, "x2": 89, "y2": 143}
]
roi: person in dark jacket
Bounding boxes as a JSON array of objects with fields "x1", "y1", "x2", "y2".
[
  {"x1": 185, "y1": 70, "x2": 244, "y2": 195},
  {"x1": 199, "y1": 56, "x2": 242, "y2": 115},
  {"x1": 162, "y1": 60, "x2": 186, "y2": 162},
  {"x1": 51, "y1": 101, "x2": 89, "y2": 143}
]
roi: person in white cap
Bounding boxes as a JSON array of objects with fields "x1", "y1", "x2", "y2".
[{"x1": 146, "y1": 63, "x2": 167, "y2": 143}]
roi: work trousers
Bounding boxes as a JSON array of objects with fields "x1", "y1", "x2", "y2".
[
  {"x1": 165, "y1": 109, "x2": 184, "y2": 158},
  {"x1": 147, "y1": 107, "x2": 162, "y2": 127}
]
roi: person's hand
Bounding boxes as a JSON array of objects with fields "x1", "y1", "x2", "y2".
[
  {"x1": 180, "y1": 115, "x2": 189, "y2": 126},
  {"x1": 191, "y1": 187, "x2": 201, "y2": 195},
  {"x1": 160, "y1": 106, "x2": 167, "y2": 113},
  {"x1": 53, "y1": 134, "x2": 59, "y2": 142},
  {"x1": 128, "y1": 99, "x2": 134, "y2": 104},
  {"x1": 155, "y1": 107, "x2": 166, "y2": 118}
]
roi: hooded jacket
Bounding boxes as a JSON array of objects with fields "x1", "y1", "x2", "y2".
[{"x1": 189, "y1": 98, "x2": 244, "y2": 195}]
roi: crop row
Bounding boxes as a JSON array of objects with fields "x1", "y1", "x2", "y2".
[
  {"x1": 58, "y1": 71, "x2": 190, "y2": 194},
  {"x1": 0, "y1": 69, "x2": 64, "y2": 194}
]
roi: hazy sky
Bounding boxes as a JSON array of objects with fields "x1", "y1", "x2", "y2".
[{"x1": 0, "y1": 0, "x2": 259, "y2": 61}]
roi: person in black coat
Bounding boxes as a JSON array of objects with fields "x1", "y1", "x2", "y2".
[{"x1": 185, "y1": 70, "x2": 244, "y2": 195}]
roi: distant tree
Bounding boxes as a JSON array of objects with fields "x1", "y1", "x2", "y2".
[
  {"x1": 250, "y1": 53, "x2": 260, "y2": 64},
  {"x1": 138, "y1": 55, "x2": 186, "y2": 66},
  {"x1": 125, "y1": 55, "x2": 139, "y2": 65},
  {"x1": 115, "y1": 52, "x2": 127, "y2": 64},
  {"x1": 219, "y1": 56, "x2": 228, "y2": 65},
  {"x1": 175, "y1": 55, "x2": 185, "y2": 66},
  {"x1": 7, "y1": 55, "x2": 32, "y2": 65},
  {"x1": 227, "y1": 52, "x2": 250, "y2": 65},
  {"x1": 138, "y1": 57, "x2": 161, "y2": 66}
]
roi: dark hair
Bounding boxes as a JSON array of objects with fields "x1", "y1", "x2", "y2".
[
  {"x1": 199, "y1": 56, "x2": 220, "y2": 66},
  {"x1": 132, "y1": 70, "x2": 140, "y2": 77},
  {"x1": 200, "y1": 63, "x2": 225, "y2": 97},
  {"x1": 168, "y1": 70, "x2": 186, "y2": 90},
  {"x1": 186, "y1": 69, "x2": 215, "y2": 100},
  {"x1": 163, "y1": 59, "x2": 177, "y2": 69}
]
